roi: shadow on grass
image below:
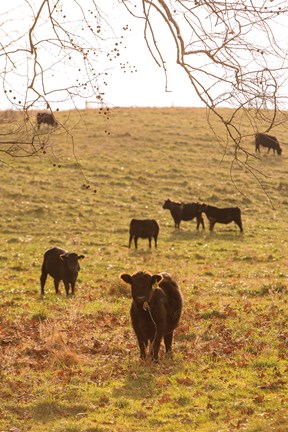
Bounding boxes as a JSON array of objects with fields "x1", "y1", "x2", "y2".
[
  {"x1": 31, "y1": 400, "x2": 88, "y2": 422},
  {"x1": 120, "y1": 369, "x2": 158, "y2": 399},
  {"x1": 127, "y1": 247, "x2": 159, "y2": 255},
  {"x1": 167, "y1": 229, "x2": 204, "y2": 242},
  {"x1": 167, "y1": 228, "x2": 244, "y2": 242},
  {"x1": 117, "y1": 356, "x2": 184, "y2": 400}
]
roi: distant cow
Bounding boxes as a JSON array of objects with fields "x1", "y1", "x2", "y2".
[
  {"x1": 162, "y1": 198, "x2": 204, "y2": 229},
  {"x1": 120, "y1": 271, "x2": 183, "y2": 361},
  {"x1": 36, "y1": 112, "x2": 58, "y2": 129},
  {"x1": 40, "y1": 247, "x2": 85, "y2": 296},
  {"x1": 200, "y1": 204, "x2": 243, "y2": 232},
  {"x1": 255, "y1": 133, "x2": 282, "y2": 155},
  {"x1": 129, "y1": 219, "x2": 159, "y2": 249}
]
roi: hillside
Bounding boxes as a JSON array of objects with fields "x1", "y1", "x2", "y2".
[{"x1": 0, "y1": 107, "x2": 287, "y2": 432}]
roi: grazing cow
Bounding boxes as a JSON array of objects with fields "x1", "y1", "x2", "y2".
[
  {"x1": 255, "y1": 133, "x2": 282, "y2": 155},
  {"x1": 200, "y1": 204, "x2": 243, "y2": 232},
  {"x1": 120, "y1": 271, "x2": 183, "y2": 361},
  {"x1": 40, "y1": 247, "x2": 85, "y2": 296},
  {"x1": 162, "y1": 198, "x2": 204, "y2": 229},
  {"x1": 129, "y1": 219, "x2": 159, "y2": 249},
  {"x1": 36, "y1": 112, "x2": 58, "y2": 129}
]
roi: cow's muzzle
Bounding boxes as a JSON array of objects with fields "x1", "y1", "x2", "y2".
[{"x1": 134, "y1": 296, "x2": 147, "y2": 304}]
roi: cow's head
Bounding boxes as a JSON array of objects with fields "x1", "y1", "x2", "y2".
[
  {"x1": 199, "y1": 203, "x2": 207, "y2": 212},
  {"x1": 162, "y1": 199, "x2": 172, "y2": 209},
  {"x1": 60, "y1": 252, "x2": 85, "y2": 271},
  {"x1": 277, "y1": 146, "x2": 282, "y2": 155},
  {"x1": 120, "y1": 271, "x2": 162, "y2": 305}
]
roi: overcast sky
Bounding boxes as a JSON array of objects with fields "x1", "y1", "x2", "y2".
[
  {"x1": 0, "y1": 1, "x2": 203, "y2": 111},
  {"x1": 98, "y1": 4, "x2": 201, "y2": 109},
  {"x1": 1, "y1": 1, "x2": 287, "y2": 111},
  {"x1": 102, "y1": 37, "x2": 200, "y2": 109}
]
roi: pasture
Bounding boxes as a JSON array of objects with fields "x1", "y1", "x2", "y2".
[{"x1": 0, "y1": 107, "x2": 287, "y2": 432}]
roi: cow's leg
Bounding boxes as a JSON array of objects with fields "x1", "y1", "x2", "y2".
[
  {"x1": 63, "y1": 281, "x2": 70, "y2": 296},
  {"x1": 154, "y1": 236, "x2": 157, "y2": 248},
  {"x1": 236, "y1": 219, "x2": 243, "y2": 233},
  {"x1": 201, "y1": 216, "x2": 205, "y2": 229},
  {"x1": 54, "y1": 279, "x2": 60, "y2": 294},
  {"x1": 137, "y1": 337, "x2": 147, "y2": 359},
  {"x1": 71, "y1": 281, "x2": 76, "y2": 295},
  {"x1": 148, "y1": 237, "x2": 152, "y2": 248},
  {"x1": 164, "y1": 332, "x2": 173, "y2": 354},
  {"x1": 134, "y1": 237, "x2": 138, "y2": 249},
  {"x1": 150, "y1": 335, "x2": 162, "y2": 362},
  {"x1": 128, "y1": 234, "x2": 133, "y2": 248},
  {"x1": 40, "y1": 270, "x2": 47, "y2": 296},
  {"x1": 174, "y1": 218, "x2": 180, "y2": 228},
  {"x1": 209, "y1": 220, "x2": 215, "y2": 231},
  {"x1": 196, "y1": 215, "x2": 205, "y2": 230}
]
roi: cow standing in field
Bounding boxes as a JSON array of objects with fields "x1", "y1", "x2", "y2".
[
  {"x1": 255, "y1": 133, "x2": 282, "y2": 155},
  {"x1": 120, "y1": 271, "x2": 183, "y2": 361},
  {"x1": 36, "y1": 112, "x2": 58, "y2": 129},
  {"x1": 162, "y1": 198, "x2": 204, "y2": 229},
  {"x1": 200, "y1": 204, "x2": 243, "y2": 232},
  {"x1": 40, "y1": 247, "x2": 85, "y2": 296},
  {"x1": 129, "y1": 219, "x2": 159, "y2": 249}
]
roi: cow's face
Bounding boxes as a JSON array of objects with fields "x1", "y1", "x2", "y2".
[
  {"x1": 194, "y1": 202, "x2": 203, "y2": 214},
  {"x1": 162, "y1": 199, "x2": 171, "y2": 209},
  {"x1": 60, "y1": 252, "x2": 85, "y2": 272},
  {"x1": 277, "y1": 147, "x2": 282, "y2": 155},
  {"x1": 199, "y1": 203, "x2": 207, "y2": 212},
  {"x1": 120, "y1": 271, "x2": 162, "y2": 305}
]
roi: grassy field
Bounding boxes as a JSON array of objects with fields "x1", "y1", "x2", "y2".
[{"x1": 0, "y1": 107, "x2": 287, "y2": 432}]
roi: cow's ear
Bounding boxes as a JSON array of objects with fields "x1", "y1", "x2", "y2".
[
  {"x1": 60, "y1": 253, "x2": 69, "y2": 261},
  {"x1": 78, "y1": 255, "x2": 85, "y2": 260},
  {"x1": 120, "y1": 273, "x2": 132, "y2": 285},
  {"x1": 151, "y1": 274, "x2": 163, "y2": 287}
]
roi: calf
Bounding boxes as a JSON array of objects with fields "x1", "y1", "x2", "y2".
[
  {"x1": 40, "y1": 247, "x2": 85, "y2": 296},
  {"x1": 255, "y1": 133, "x2": 282, "y2": 155},
  {"x1": 120, "y1": 271, "x2": 183, "y2": 361},
  {"x1": 129, "y1": 219, "x2": 159, "y2": 249},
  {"x1": 36, "y1": 112, "x2": 58, "y2": 129},
  {"x1": 200, "y1": 204, "x2": 243, "y2": 232},
  {"x1": 162, "y1": 198, "x2": 204, "y2": 229}
]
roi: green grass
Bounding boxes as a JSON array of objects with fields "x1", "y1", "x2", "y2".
[{"x1": 0, "y1": 107, "x2": 287, "y2": 431}]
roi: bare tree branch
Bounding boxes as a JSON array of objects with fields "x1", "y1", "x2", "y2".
[
  {"x1": 120, "y1": 0, "x2": 288, "y2": 186},
  {"x1": 0, "y1": 0, "x2": 288, "y2": 189}
]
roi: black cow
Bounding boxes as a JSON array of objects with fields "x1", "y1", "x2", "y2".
[
  {"x1": 200, "y1": 204, "x2": 243, "y2": 232},
  {"x1": 255, "y1": 133, "x2": 282, "y2": 155},
  {"x1": 36, "y1": 112, "x2": 58, "y2": 129},
  {"x1": 162, "y1": 198, "x2": 204, "y2": 229},
  {"x1": 40, "y1": 247, "x2": 85, "y2": 296},
  {"x1": 120, "y1": 271, "x2": 183, "y2": 361},
  {"x1": 129, "y1": 219, "x2": 159, "y2": 249}
]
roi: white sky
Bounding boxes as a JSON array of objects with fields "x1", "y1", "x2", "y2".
[
  {"x1": 0, "y1": 1, "x2": 205, "y2": 110},
  {"x1": 0, "y1": 1, "x2": 288, "y2": 111},
  {"x1": 102, "y1": 37, "x2": 200, "y2": 109},
  {"x1": 99, "y1": 4, "x2": 201, "y2": 108}
]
